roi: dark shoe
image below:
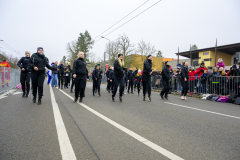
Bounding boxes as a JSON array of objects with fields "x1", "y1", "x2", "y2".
[
  {"x1": 131, "y1": 92, "x2": 134, "y2": 94},
  {"x1": 93, "y1": 92, "x2": 95, "y2": 96},
  {"x1": 38, "y1": 98, "x2": 41, "y2": 105},
  {"x1": 112, "y1": 96, "x2": 115, "y2": 102},
  {"x1": 98, "y1": 92, "x2": 101, "y2": 96},
  {"x1": 108, "y1": 90, "x2": 110, "y2": 93},
  {"x1": 25, "y1": 92, "x2": 29, "y2": 98},
  {"x1": 32, "y1": 96, "x2": 36, "y2": 103},
  {"x1": 79, "y1": 98, "x2": 82, "y2": 103},
  {"x1": 119, "y1": 96, "x2": 122, "y2": 102},
  {"x1": 143, "y1": 96, "x2": 145, "y2": 101},
  {"x1": 165, "y1": 96, "x2": 168, "y2": 100},
  {"x1": 161, "y1": 95, "x2": 165, "y2": 100},
  {"x1": 73, "y1": 97, "x2": 78, "y2": 103},
  {"x1": 22, "y1": 92, "x2": 25, "y2": 98},
  {"x1": 147, "y1": 96, "x2": 151, "y2": 102},
  {"x1": 127, "y1": 91, "x2": 130, "y2": 94},
  {"x1": 70, "y1": 89, "x2": 73, "y2": 93}
]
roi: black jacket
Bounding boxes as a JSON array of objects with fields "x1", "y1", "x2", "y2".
[
  {"x1": 114, "y1": 59, "x2": 124, "y2": 77},
  {"x1": 17, "y1": 57, "x2": 30, "y2": 72},
  {"x1": 58, "y1": 64, "x2": 65, "y2": 75},
  {"x1": 29, "y1": 53, "x2": 55, "y2": 71},
  {"x1": 134, "y1": 70, "x2": 138, "y2": 78},
  {"x1": 109, "y1": 69, "x2": 114, "y2": 81},
  {"x1": 143, "y1": 59, "x2": 152, "y2": 74},
  {"x1": 52, "y1": 64, "x2": 58, "y2": 74},
  {"x1": 72, "y1": 58, "x2": 88, "y2": 78},
  {"x1": 66, "y1": 65, "x2": 71, "y2": 73},
  {"x1": 64, "y1": 71, "x2": 70, "y2": 77},
  {"x1": 92, "y1": 69, "x2": 101, "y2": 80},
  {"x1": 162, "y1": 65, "x2": 170, "y2": 80},
  {"x1": 181, "y1": 66, "x2": 189, "y2": 80},
  {"x1": 127, "y1": 70, "x2": 135, "y2": 80},
  {"x1": 106, "y1": 69, "x2": 111, "y2": 78}
]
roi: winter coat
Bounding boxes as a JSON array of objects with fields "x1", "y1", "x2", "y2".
[
  {"x1": 114, "y1": 59, "x2": 124, "y2": 77},
  {"x1": 143, "y1": 59, "x2": 152, "y2": 74},
  {"x1": 181, "y1": 66, "x2": 189, "y2": 80},
  {"x1": 58, "y1": 64, "x2": 65, "y2": 75},
  {"x1": 29, "y1": 53, "x2": 55, "y2": 71},
  {"x1": 196, "y1": 67, "x2": 208, "y2": 79},
  {"x1": 72, "y1": 58, "x2": 88, "y2": 78},
  {"x1": 52, "y1": 64, "x2": 58, "y2": 74},
  {"x1": 109, "y1": 69, "x2": 114, "y2": 81},
  {"x1": 200, "y1": 73, "x2": 209, "y2": 84},
  {"x1": 127, "y1": 70, "x2": 135, "y2": 80},
  {"x1": 17, "y1": 57, "x2": 30, "y2": 72},
  {"x1": 92, "y1": 69, "x2": 101, "y2": 80},
  {"x1": 216, "y1": 62, "x2": 225, "y2": 69},
  {"x1": 188, "y1": 70, "x2": 196, "y2": 81},
  {"x1": 162, "y1": 65, "x2": 170, "y2": 80}
]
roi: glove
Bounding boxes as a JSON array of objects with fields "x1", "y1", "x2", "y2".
[{"x1": 135, "y1": 79, "x2": 137, "y2": 81}]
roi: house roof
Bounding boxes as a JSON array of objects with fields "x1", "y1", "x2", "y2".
[{"x1": 176, "y1": 42, "x2": 240, "y2": 59}]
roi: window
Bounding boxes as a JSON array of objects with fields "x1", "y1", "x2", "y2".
[
  {"x1": 193, "y1": 61, "x2": 199, "y2": 66},
  {"x1": 199, "y1": 57, "x2": 201, "y2": 59},
  {"x1": 203, "y1": 52, "x2": 209, "y2": 55},
  {"x1": 204, "y1": 58, "x2": 212, "y2": 61}
]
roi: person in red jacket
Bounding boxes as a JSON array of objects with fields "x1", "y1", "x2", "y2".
[
  {"x1": 195, "y1": 62, "x2": 208, "y2": 93},
  {"x1": 0, "y1": 59, "x2": 11, "y2": 87},
  {"x1": 188, "y1": 66, "x2": 196, "y2": 94}
]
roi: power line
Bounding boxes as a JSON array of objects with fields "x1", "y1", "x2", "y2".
[
  {"x1": 93, "y1": 0, "x2": 149, "y2": 40},
  {"x1": 95, "y1": 0, "x2": 162, "y2": 44},
  {"x1": 0, "y1": 41, "x2": 20, "y2": 54}
]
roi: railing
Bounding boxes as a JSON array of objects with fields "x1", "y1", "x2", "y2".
[
  {"x1": 0, "y1": 66, "x2": 21, "y2": 94},
  {"x1": 152, "y1": 75, "x2": 238, "y2": 96}
]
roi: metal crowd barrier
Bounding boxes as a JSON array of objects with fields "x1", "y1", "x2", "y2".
[
  {"x1": 152, "y1": 75, "x2": 238, "y2": 96},
  {"x1": 0, "y1": 66, "x2": 21, "y2": 94}
]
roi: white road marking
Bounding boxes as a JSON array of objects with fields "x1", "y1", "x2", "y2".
[
  {"x1": 164, "y1": 102, "x2": 240, "y2": 120},
  {"x1": 0, "y1": 95, "x2": 7, "y2": 99},
  {"x1": 49, "y1": 86, "x2": 76, "y2": 160},
  {"x1": 59, "y1": 89, "x2": 184, "y2": 160},
  {"x1": 13, "y1": 91, "x2": 22, "y2": 95}
]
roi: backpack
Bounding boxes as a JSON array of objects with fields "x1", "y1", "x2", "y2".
[
  {"x1": 234, "y1": 97, "x2": 240, "y2": 105},
  {"x1": 200, "y1": 76, "x2": 207, "y2": 84},
  {"x1": 217, "y1": 96, "x2": 229, "y2": 103},
  {"x1": 229, "y1": 93, "x2": 237, "y2": 103},
  {"x1": 210, "y1": 96, "x2": 219, "y2": 101},
  {"x1": 207, "y1": 95, "x2": 213, "y2": 100}
]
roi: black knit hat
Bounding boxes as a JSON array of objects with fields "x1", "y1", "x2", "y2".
[
  {"x1": 37, "y1": 47, "x2": 43, "y2": 52},
  {"x1": 147, "y1": 55, "x2": 152, "y2": 58},
  {"x1": 165, "y1": 61, "x2": 169, "y2": 65},
  {"x1": 118, "y1": 53, "x2": 123, "y2": 58},
  {"x1": 201, "y1": 61, "x2": 205, "y2": 65}
]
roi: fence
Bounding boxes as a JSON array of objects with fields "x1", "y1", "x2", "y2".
[
  {"x1": 0, "y1": 66, "x2": 21, "y2": 94},
  {"x1": 152, "y1": 75, "x2": 239, "y2": 96}
]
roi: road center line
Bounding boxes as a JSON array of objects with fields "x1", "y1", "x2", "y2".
[
  {"x1": 164, "y1": 102, "x2": 240, "y2": 120},
  {"x1": 50, "y1": 86, "x2": 76, "y2": 160},
  {"x1": 59, "y1": 89, "x2": 184, "y2": 160}
]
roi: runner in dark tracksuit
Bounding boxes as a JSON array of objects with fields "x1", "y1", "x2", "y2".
[
  {"x1": 66, "y1": 63, "x2": 72, "y2": 86},
  {"x1": 28, "y1": 47, "x2": 57, "y2": 105},
  {"x1": 106, "y1": 66, "x2": 111, "y2": 92},
  {"x1": 160, "y1": 61, "x2": 171, "y2": 100},
  {"x1": 92, "y1": 64, "x2": 101, "y2": 96},
  {"x1": 72, "y1": 52, "x2": 89, "y2": 103},
  {"x1": 17, "y1": 51, "x2": 31, "y2": 97},
  {"x1": 58, "y1": 62, "x2": 64, "y2": 89},
  {"x1": 112, "y1": 54, "x2": 124, "y2": 102},
  {"x1": 136, "y1": 70, "x2": 142, "y2": 95},
  {"x1": 109, "y1": 68, "x2": 114, "y2": 93},
  {"x1": 127, "y1": 67, "x2": 135, "y2": 94},
  {"x1": 133, "y1": 68, "x2": 138, "y2": 91},
  {"x1": 142, "y1": 55, "x2": 153, "y2": 102}
]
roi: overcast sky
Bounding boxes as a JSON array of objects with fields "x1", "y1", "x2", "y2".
[{"x1": 0, "y1": 0, "x2": 239, "y2": 64}]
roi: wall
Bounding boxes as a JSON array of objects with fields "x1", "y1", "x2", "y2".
[{"x1": 130, "y1": 54, "x2": 163, "y2": 70}]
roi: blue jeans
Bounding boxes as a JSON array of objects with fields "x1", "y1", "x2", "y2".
[
  {"x1": 198, "y1": 80, "x2": 206, "y2": 93},
  {"x1": 51, "y1": 74, "x2": 58, "y2": 87},
  {"x1": 177, "y1": 81, "x2": 182, "y2": 92}
]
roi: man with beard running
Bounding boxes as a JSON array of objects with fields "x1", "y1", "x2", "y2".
[
  {"x1": 112, "y1": 54, "x2": 124, "y2": 102},
  {"x1": 160, "y1": 61, "x2": 171, "y2": 100},
  {"x1": 142, "y1": 55, "x2": 152, "y2": 102},
  {"x1": 72, "y1": 52, "x2": 89, "y2": 103},
  {"x1": 17, "y1": 51, "x2": 31, "y2": 97}
]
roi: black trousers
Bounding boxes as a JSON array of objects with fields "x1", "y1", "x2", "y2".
[
  {"x1": 65, "y1": 77, "x2": 70, "y2": 87},
  {"x1": 189, "y1": 80, "x2": 196, "y2": 93},
  {"x1": 181, "y1": 79, "x2": 189, "y2": 96},
  {"x1": 110, "y1": 81, "x2": 114, "y2": 92},
  {"x1": 31, "y1": 70, "x2": 45, "y2": 98},
  {"x1": 113, "y1": 75, "x2": 124, "y2": 97},
  {"x1": 128, "y1": 79, "x2": 134, "y2": 92},
  {"x1": 58, "y1": 74, "x2": 63, "y2": 87},
  {"x1": 93, "y1": 80, "x2": 101, "y2": 93},
  {"x1": 142, "y1": 73, "x2": 151, "y2": 97},
  {"x1": 71, "y1": 78, "x2": 75, "y2": 90},
  {"x1": 20, "y1": 71, "x2": 31, "y2": 93},
  {"x1": 107, "y1": 80, "x2": 111, "y2": 90},
  {"x1": 160, "y1": 79, "x2": 170, "y2": 97},
  {"x1": 75, "y1": 76, "x2": 86, "y2": 98},
  {"x1": 137, "y1": 82, "x2": 141, "y2": 94},
  {"x1": 134, "y1": 81, "x2": 137, "y2": 90}
]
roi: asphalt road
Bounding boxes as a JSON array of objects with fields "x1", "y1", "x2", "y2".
[{"x1": 0, "y1": 80, "x2": 240, "y2": 160}]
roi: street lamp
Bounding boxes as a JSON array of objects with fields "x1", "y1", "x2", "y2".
[{"x1": 101, "y1": 36, "x2": 110, "y2": 65}]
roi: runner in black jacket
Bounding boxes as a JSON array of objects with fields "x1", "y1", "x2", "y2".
[
  {"x1": 142, "y1": 55, "x2": 152, "y2": 101},
  {"x1": 180, "y1": 62, "x2": 189, "y2": 100},
  {"x1": 17, "y1": 51, "x2": 31, "y2": 97},
  {"x1": 28, "y1": 47, "x2": 57, "y2": 105},
  {"x1": 127, "y1": 67, "x2": 135, "y2": 94},
  {"x1": 160, "y1": 61, "x2": 171, "y2": 100},
  {"x1": 92, "y1": 64, "x2": 101, "y2": 96},
  {"x1": 106, "y1": 66, "x2": 112, "y2": 93},
  {"x1": 112, "y1": 54, "x2": 124, "y2": 102},
  {"x1": 72, "y1": 52, "x2": 89, "y2": 103},
  {"x1": 58, "y1": 61, "x2": 64, "y2": 89}
]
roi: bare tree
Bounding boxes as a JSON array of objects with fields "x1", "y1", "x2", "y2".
[
  {"x1": 105, "y1": 40, "x2": 120, "y2": 66},
  {"x1": 66, "y1": 40, "x2": 79, "y2": 68},
  {"x1": 117, "y1": 34, "x2": 135, "y2": 68}
]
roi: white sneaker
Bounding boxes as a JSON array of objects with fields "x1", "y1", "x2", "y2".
[
  {"x1": 181, "y1": 96, "x2": 184, "y2": 100},
  {"x1": 184, "y1": 96, "x2": 187, "y2": 100}
]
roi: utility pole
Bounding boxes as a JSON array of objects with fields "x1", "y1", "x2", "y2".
[
  {"x1": 104, "y1": 52, "x2": 106, "y2": 63},
  {"x1": 101, "y1": 36, "x2": 111, "y2": 65}
]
